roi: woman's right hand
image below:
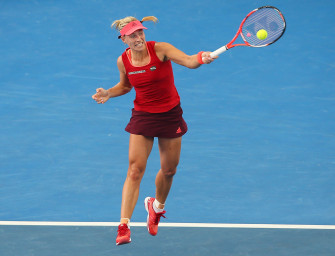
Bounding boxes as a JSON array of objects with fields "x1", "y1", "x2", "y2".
[{"x1": 92, "y1": 88, "x2": 110, "y2": 104}]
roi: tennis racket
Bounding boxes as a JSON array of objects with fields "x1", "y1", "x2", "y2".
[{"x1": 210, "y1": 6, "x2": 286, "y2": 57}]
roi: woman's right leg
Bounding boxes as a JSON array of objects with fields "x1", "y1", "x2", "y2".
[{"x1": 120, "y1": 134, "x2": 154, "y2": 223}]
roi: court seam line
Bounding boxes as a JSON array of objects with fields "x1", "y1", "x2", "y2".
[{"x1": 1, "y1": 221, "x2": 335, "y2": 229}]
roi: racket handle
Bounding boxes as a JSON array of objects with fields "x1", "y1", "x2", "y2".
[{"x1": 210, "y1": 45, "x2": 228, "y2": 57}]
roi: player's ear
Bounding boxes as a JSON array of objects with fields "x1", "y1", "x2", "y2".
[{"x1": 120, "y1": 36, "x2": 126, "y2": 44}]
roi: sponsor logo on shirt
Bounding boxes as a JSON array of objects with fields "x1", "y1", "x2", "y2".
[
  {"x1": 128, "y1": 70, "x2": 146, "y2": 75},
  {"x1": 128, "y1": 66, "x2": 156, "y2": 75}
]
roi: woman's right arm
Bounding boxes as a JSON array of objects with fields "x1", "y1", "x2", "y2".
[{"x1": 92, "y1": 56, "x2": 133, "y2": 104}]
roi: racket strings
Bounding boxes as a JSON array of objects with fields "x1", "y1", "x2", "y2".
[{"x1": 242, "y1": 7, "x2": 285, "y2": 47}]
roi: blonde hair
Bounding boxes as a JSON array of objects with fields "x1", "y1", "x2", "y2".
[{"x1": 111, "y1": 16, "x2": 158, "y2": 31}]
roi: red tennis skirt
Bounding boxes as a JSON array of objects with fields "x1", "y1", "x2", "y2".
[{"x1": 125, "y1": 103, "x2": 188, "y2": 138}]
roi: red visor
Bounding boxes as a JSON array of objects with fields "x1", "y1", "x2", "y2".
[{"x1": 118, "y1": 20, "x2": 147, "y2": 38}]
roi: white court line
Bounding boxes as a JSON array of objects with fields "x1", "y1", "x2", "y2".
[{"x1": 1, "y1": 221, "x2": 335, "y2": 230}]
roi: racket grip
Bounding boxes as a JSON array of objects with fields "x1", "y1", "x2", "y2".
[{"x1": 210, "y1": 46, "x2": 228, "y2": 57}]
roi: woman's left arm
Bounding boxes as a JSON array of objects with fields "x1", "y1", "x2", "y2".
[{"x1": 155, "y1": 42, "x2": 217, "y2": 69}]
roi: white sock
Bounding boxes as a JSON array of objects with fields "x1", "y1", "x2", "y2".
[{"x1": 153, "y1": 199, "x2": 165, "y2": 213}]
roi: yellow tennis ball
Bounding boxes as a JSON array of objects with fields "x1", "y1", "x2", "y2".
[{"x1": 257, "y1": 29, "x2": 268, "y2": 40}]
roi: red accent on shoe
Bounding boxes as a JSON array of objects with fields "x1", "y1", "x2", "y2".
[
  {"x1": 144, "y1": 197, "x2": 166, "y2": 236},
  {"x1": 116, "y1": 224, "x2": 131, "y2": 245}
]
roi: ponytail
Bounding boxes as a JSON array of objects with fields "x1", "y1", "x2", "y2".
[{"x1": 141, "y1": 16, "x2": 158, "y2": 23}]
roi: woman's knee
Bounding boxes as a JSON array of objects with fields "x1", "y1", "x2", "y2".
[
  {"x1": 127, "y1": 163, "x2": 146, "y2": 182},
  {"x1": 161, "y1": 166, "x2": 177, "y2": 177}
]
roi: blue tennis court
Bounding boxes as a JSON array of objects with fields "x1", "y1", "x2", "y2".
[{"x1": 1, "y1": 0, "x2": 334, "y2": 255}]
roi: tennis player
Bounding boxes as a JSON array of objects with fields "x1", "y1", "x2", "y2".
[{"x1": 92, "y1": 16, "x2": 216, "y2": 245}]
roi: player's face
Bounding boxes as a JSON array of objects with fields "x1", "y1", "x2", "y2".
[{"x1": 124, "y1": 30, "x2": 146, "y2": 51}]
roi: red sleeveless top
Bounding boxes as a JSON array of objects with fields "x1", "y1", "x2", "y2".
[{"x1": 121, "y1": 41, "x2": 180, "y2": 113}]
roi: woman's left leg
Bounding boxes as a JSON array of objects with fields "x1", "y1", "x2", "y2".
[
  {"x1": 144, "y1": 136, "x2": 182, "y2": 236},
  {"x1": 155, "y1": 136, "x2": 182, "y2": 207}
]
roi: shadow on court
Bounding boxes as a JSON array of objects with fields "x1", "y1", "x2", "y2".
[{"x1": 1, "y1": 225, "x2": 335, "y2": 256}]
